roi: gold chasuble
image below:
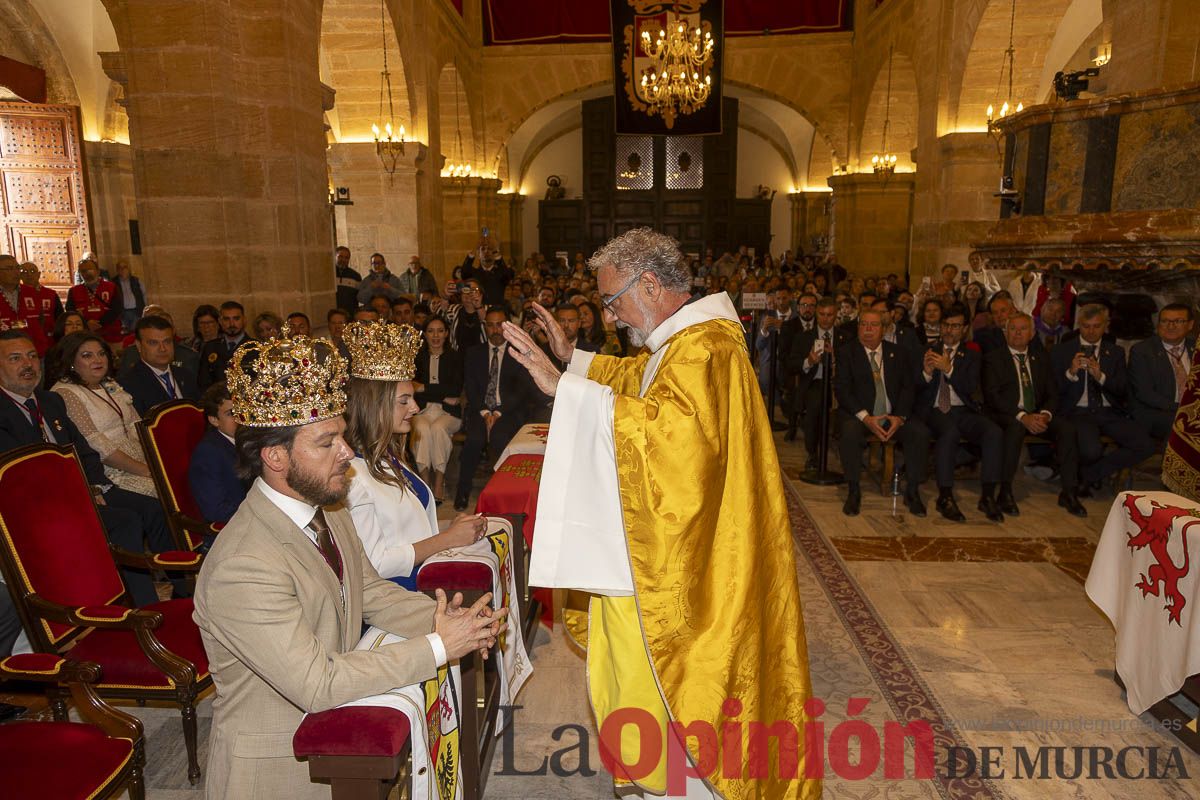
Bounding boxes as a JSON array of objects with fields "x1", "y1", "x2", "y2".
[{"x1": 532, "y1": 293, "x2": 819, "y2": 800}]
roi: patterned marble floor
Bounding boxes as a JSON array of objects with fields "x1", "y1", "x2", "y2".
[{"x1": 5, "y1": 432, "x2": 1198, "y2": 799}]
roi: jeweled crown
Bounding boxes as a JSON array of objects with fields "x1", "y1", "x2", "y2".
[
  {"x1": 226, "y1": 336, "x2": 348, "y2": 427},
  {"x1": 343, "y1": 320, "x2": 422, "y2": 381}
]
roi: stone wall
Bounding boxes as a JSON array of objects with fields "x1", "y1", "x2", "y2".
[{"x1": 828, "y1": 173, "x2": 915, "y2": 277}]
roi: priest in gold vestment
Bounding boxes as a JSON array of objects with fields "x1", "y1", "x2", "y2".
[{"x1": 503, "y1": 228, "x2": 819, "y2": 800}]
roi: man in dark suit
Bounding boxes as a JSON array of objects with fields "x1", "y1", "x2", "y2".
[
  {"x1": 0, "y1": 330, "x2": 175, "y2": 607},
  {"x1": 198, "y1": 301, "x2": 252, "y2": 389},
  {"x1": 835, "y1": 310, "x2": 931, "y2": 517},
  {"x1": 118, "y1": 315, "x2": 199, "y2": 416},
  {"x1": 454, "y1": 307, "x2": 538, "y2": 510},
  {"x1": 787, "y1": 298, "x2": 846, "y2": 465},
  {"x1": 974, "y1": 293, "x2": 1045, "y2": 358},
  {"x1": 1129, "y1": 303, "x2": 1195, "y2": 440},
  {"x1": 1051, "y1": 304, "x2": 1155, "y2": 494},
  {"x1": 188, "y1": 382, "x2": 248, "y2": 526},
  {"x1": 916, "y1": 304, "x2": 1004, "y2": 522},
  {"x1": 982, "y1": 313, "x2": 1086, "y2": 517}
]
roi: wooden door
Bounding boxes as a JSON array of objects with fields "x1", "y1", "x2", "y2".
[{"x1": 0, "y1": 102, "x2": 92, "y2": 292}]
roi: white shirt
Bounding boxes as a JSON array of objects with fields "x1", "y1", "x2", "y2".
[
  {"x1": 923, "y1": 344, "x2": 964, "y2": 407},
  {"x1": 1163, "y1": 339, "x2": 1191, "y2": 372},
  {"x1": 1009, "y1": 348, "x2": 1052, "y2": 420},
  {"x1": 254, "y1": 476, "x2": 447, "y2": 667},
  {"x1": 2, "y1": 386, "x2": 54, "y2": 442},
  {"x1": 1063, "y1": 338, "x2": 1109, "y2": 408},
  {"x1": 856, "y1": 345, "x2": 891, "y2": 419},
  {"x1": 483, "y1": 343, "x2": 506, "y2": 414}
]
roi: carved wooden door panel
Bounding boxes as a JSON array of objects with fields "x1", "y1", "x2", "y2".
[{"x1": 0, "y1": 102, "x2": 92, "y2": 292}]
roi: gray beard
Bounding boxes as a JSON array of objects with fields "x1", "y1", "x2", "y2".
[{"x1": 618, "y1": 321, "x2": 647, "y2": 349}]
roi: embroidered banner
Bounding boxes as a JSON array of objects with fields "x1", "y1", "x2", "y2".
[
  {"x1": 611, "y1": 0, "x2": 724, "y2": 135},
  {"x1": 483, "y1": 0, "x2": 850, "y2": 45}
]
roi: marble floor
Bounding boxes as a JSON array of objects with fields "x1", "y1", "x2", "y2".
[{"x1": 4, "y1": 433, "x2": 1198, "y2": 799}]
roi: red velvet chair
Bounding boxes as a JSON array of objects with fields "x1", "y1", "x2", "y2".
[
  {"x1": 0, "y1": 653, "x2": 145, "y2": 800},
  {"x1": 0, "y1": 444, "x2": 212, "y2": 784},
  {"x1": 137, "y1": 400, "x2": 222, "y2": 551},
  {"x1": 293, "y1": 706, "x2": 412, "y2": 800}
]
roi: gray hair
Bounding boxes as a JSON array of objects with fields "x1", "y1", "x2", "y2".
[
  {"x1": 1005, "y1": 312, "x2": 1033, "y2": 330},
  {"x1": 1077, "y1": 303, "x2": 1109, "y2": 324},
  {"x1": 587, "y1": 228, "x2": 691, "y2": 293}
]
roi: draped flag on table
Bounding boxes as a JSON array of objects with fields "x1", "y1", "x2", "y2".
[
  {"x1": 334, "y1": 628, "x2": 463, "y2": 800},
  {"x1": 611, "y1": 0, "x2": 725, "y2": 135},
  {"x1": 419, "y1": 517, "x2": 533, "y2": 731}
]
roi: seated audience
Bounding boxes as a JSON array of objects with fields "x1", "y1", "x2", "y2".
[
  {"x1": 411, "y1": 317, "x2": 464, "y2": 503},
  {"x1": 186, "y1": 303, "x2": 221, "y2": 352},
  {"x1": 916, "y1": 298, "x2": 943, "y2": 348},
  {"x1": 835, "y1": 310, "x2": 931, "y2": 517},
  {"x1": 1050, "y1": 304, "x2": 1155, "y2": 495},
  {"x1": 454, "y1": 307, "x2": 539, "y2": 510},
  {"x1": 1129, "y1": 303, "x2": 1195, "y2": 440},
  {"x1": 982, "y1": 313, "x2": 1085, "y2": 517},
  {"x1": 341, "y1": 320, "x2": 483, "y2": 589},
  {"x1": 390, "y1": 297, "x2": 415, "y2": 326},
  {"x1": 286, "y1": 312, "x2": 311, "y2": 338},
  {"x1": 916, "y1": 304, "x2": 1004, "y2": 522},
  {"x1": 0, "y1": 329, "x2": 173, "y2": 607},
  {"x1": 188, "y1": 381, "x2": 248, "y2": 526},
  {"x1": 49, "y1": 333, "x2": 158, "y2": 498},
  {"x1": 252, "y1": 311, "x2": 283, "y2": 341},
  {"x1": 118, "y1": 315, "x2": 200, "y2": 414},
  {"x1": 198, "y1": 301, "x2": 252, "y2": 389},
  {"x1": 1034, "y1": 298, "x2": 1069, "y2": 349}
]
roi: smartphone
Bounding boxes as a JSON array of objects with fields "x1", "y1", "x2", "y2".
[
  {"x1": 960, "y1": 270, "x2": 969, "y2": 284},
  {"x1": 481, "y1": 227, "x2": 490, "y2": 237},
  {"x1": 813, "y1": 338, "x2": 825, "y2": 354}
]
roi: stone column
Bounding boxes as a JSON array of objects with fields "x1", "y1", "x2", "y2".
[
  {"x1": 102, "y1": 0, "x2": 332, "y2": 323},
  {"x1": 440, "y1": 176, "x2": 503, "y2": 277},
  {"x1": 827, "y1": 172, "x2": 915, "y2": 277},
  {"x1": 789, "y1": 191, "x2": 831, "y2": 256},
  {"x1": 911, "y1": 132, "x2": 1001, "y2": 275},
  {"x1": 328, "y1": 142, "x2": 424, "y2": 271}
]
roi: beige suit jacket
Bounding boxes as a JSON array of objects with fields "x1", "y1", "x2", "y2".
[{"x1": 193, "y1": 484, "x2": 438, "y2": 800}]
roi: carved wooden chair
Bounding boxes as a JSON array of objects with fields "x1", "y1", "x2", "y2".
[
  {"x1": 0, "y1": 653, "x2": 146, "y2": 800},
  {"x1": 0, "y1": 443, "x2": 212, "y2": 783},
  {"x1": 136, "y1": 400, "x2": 222, "y2": 551}
]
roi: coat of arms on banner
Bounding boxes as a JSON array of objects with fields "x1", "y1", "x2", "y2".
[
  {"x1": 424, "y1": 663, "x2": 461, "y2": 800},
  {"x1": 612, "y1": 0, "x2": 723, "y2": 135},
  {"x1": 1122, "y1": 494, "x2": 1199, "y2": 625}
]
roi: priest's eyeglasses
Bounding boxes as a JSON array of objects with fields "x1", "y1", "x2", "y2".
[{"x1": 601, "y1": 272, "x2": 645, "y2": 312}]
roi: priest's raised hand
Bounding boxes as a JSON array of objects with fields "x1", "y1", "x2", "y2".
[
  {"x1": 525, "y1": 302, "x2": 575, "y2": 363},
  {"x1": 502, "y1": 320, "x2": 562, "y2": 397}
]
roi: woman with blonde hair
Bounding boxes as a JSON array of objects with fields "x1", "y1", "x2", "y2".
[{"x1": 341, "y1": 320, "x2": 485, "y2": 589}]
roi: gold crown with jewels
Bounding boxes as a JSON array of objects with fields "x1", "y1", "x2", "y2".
[
  {"x1": 226, "y1": 336, "x2": 348, "y2": 427},
  {"x1": 343, "y1": 320, "x2": 422, "y2": 381}
]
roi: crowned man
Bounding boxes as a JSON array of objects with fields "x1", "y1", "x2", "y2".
[
  {"x1": 503, "y1": 228, "x2": 819, "y2": 800},
  {"x1": 193, "y1": 335, "x2": 503, "y2": 800}
]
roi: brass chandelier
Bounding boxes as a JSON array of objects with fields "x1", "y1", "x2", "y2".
[
  {"x1": 639, "y1": 15, "x2": 714, "y2": 129},
  {"x1": 372, "y1": 0, "x2": 405, "y2": 179},
  {"x1": 986, "y1": 0, "x2": 1023, "y2": 128},
  {"x1": 871, "y1": 44, "x2": 898, "y2": 175}
]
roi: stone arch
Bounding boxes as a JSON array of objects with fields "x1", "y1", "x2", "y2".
[
  {"x1": 949, "y1": 0, "x2": 1076, "y2": 131},
  {"x1": 859, "y1": 50, "x2": 919, "y2": 171},
  {"x1": 0, "y1": 1, "x2": 81, "y2": 108},
  {"x1": 319, "y1": 0, "x2": 415, "y2": 143}
]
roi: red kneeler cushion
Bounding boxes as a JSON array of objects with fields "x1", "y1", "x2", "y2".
[
  {"x1": 0, "y1": 721, "x2": 133, "y2": 799},
  {"x1": 293, "y1": 707, "x2": 411, "y2": 758},
  {"x1": 415, "y1": 561, "x2": 493, "y2": 592},
  {"x1": 68, "y1": 599, "x2": 209, "y2": 688}
]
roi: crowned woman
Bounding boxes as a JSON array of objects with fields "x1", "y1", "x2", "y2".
[{"x1": 341, "y1": 319, "x2": 488, "y2": 588}]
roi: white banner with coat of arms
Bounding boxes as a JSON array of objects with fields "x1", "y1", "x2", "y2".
[{"x1": 1086, "y1": 491, "x2": 1200, "y2": 714}]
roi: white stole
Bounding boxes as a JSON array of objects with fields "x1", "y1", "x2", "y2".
[{"x1": 529, "y1": 293, "x2": 740, "y2": 596}]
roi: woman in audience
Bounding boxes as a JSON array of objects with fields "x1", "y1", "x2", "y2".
[
  {"x1": 187, "y1": 304, "x2": 220, "y2": 352},
  {"x1": 52, "y1": 310, "x2": 86, "y2": 342},
  {"x1": 48, "y1": 332, "x2": 158, "y2": 498},
  {"x1": 578, "y1": 300, "x2": 612, "y2": 354},
  {"x1": 410, "y1": 317, "x2": 464, "y2": 504},
  {"x1": 252, "y1": 312, "x2": 283, "y2": 341},
  {"x1": 916, "y1": 299, "x2": 944, "y2": 347},
  {"x1": 962, "y1": 280, "x2": 990, "y2": 336},
  {"x1": 342, "y1": 321, "x2": 485, "y2": 588}
]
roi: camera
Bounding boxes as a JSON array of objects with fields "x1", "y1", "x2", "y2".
[{"x1": 1054, "y1": 67, "x2": 1100, "y2": 102}]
